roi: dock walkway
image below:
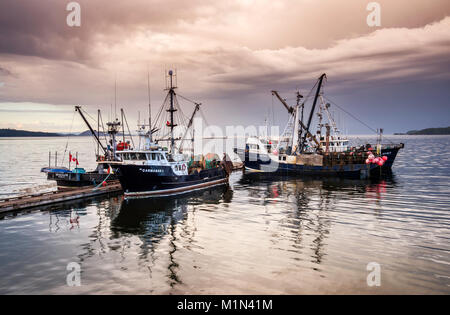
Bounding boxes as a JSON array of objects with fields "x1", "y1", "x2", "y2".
[{"x1": 0, "y1": 181, "x2": 122, "y2": 214}]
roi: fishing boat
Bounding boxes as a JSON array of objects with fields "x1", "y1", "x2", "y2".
[
  {"x1": 234, "y1": 73, "x2": 404, "y2": 179},
  {"x1": 41, "y1": 106, "x2": 135, "y2": 189},
  {"x1": 115, "y1": 70, "x2": 232, "y2": 198}
]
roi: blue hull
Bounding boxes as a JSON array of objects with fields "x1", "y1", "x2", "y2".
[
  {"x1": 234, "y1": 143, "x2": 403, "y2": 179},
  {"x1": 117, "y1": 164, "x2": 228, "y2": 198},
  {"x1": 380, "y1": 145, "x2": 403, "y2": 169}
]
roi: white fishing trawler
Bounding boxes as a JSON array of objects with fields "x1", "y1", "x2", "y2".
[{"x1": 116, "y1": 70, "x2": 232, "y2": 198}]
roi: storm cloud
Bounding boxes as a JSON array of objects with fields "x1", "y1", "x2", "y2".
[{"x1": 0, "y1": 0, "x2": 449, "y2": 133}]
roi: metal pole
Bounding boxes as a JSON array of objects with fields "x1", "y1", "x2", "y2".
[
  {"x1": 121, "y1": 109, "x2": 125, "y2": 144},
  {"x1": 97, "y1": 109, "x2": 100, "y2": 158},
  {"x1": 300, "y1": 73, "x2": 326, "y2": 153},
  {"x1": 148, "y1": 70, "x2": 152, "y2": 142},
  {"x1": 169, "y1": 72, "x2": 174, "y2": 152}
]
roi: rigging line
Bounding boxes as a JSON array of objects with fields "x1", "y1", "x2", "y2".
[
  {"x1": 99, "y1": 111, "x2": 107, "y2": 145},
  {"x1": 303, "y1": 81, "x2": 318, "y2": 104},
  {"x1": 271, "y1": 94, "x2": 274, "y2": 126},
  {"x1": 81, "y1": 108, "x2": 100, "y2": 125},
  {"x1": 323, "y1": 96, "x2": 378, "y2": 134},
  {"x1": 122, "y1": 110, "x2": 135, "y2": 148},
  {"x1": 174, "y1": 96, "x2": 185, "y2": 121},
  {"x1": 199, "y1": 108, "x2": 209, "y2": 127},
  {"x1": 154, "y1": 93, "x2": 170, "y2": 127},
  {"x1": 62, "y1": 110, "x2": 76, "y2": 166},
  {"x1": 177, "y1": 93, "x2": 199, "y2": 105},
  {"x1": 324, "y1": 96, "x2": 395, "y2": 145}
]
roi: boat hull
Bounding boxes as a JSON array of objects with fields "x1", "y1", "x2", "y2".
[
  {"x1": 380, "y1": 144, "x2": 403, "y2": 169},
  {"x1": 47, "y1": 171, "x2": 117, "y2": 189},
  {"x1": 234, "y1": 149, "x2": 380, "y2": 179},
  {"x1": 116, "y1": 164, "x2": 228, "y2": 198}
]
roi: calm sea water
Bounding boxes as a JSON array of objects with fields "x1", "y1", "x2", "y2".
[{"x1": 0, "y1": 135, "x2": 449, "y2": 294}]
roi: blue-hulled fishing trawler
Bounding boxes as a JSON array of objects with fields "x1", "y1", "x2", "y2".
[{"x1": 234, "y1": 73, "x2": 404, "y2": 179}]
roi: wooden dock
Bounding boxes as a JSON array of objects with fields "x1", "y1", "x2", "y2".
[
  {"x1": 0, "y1": 181, "x2": 123, "y2": 214},
  {"x1": 0, "y1": 164, "x2": 242, "y2": 214}
]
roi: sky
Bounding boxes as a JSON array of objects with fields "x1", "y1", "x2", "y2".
[{"x1": 0, "y1": 0, "x2": 449, "y2": 134}]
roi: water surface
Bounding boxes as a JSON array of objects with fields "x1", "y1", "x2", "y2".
[{"x1": 0, "y1": 135, "x2": 449, "y2": 294}]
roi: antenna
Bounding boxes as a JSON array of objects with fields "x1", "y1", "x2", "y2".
[
  {"x1": 147, "y1": 69, "x2": 152, "y2": 141},
  {"x1": 114, "y1": 76, "x2": 117, "y2": 119}
]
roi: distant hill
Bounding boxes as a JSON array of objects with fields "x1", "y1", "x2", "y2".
[
  {"x1": 0, "y1": 128, "x2": 62, "y2": 137},
  {"x1": 77, "y1": 130, "x2": 126, "y2": 137},
  {"x1": 398, "y1": 127, "x2": 450, "y2": 135},
  {"x1": 0, "y1": 128, "x2": 128, "y2": 137},
  {"x1": 78, "y1": 130, "x2": 108, "y2": 137}
]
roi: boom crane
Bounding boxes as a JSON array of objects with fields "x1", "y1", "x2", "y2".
[
  {"x1": 271, "y1": 91, "x2": 320, "y2": 150},
  {"x1": 177, "y1": 102, "x2": 201, "y2": 152},
  {"x1": 300, "y1": 73, "x2": 326, "y2": 153},
  {"x1": 75, "y1": 106, "x2": 107, "y2": 155},
  {"x1": 271, "y1": 91, "x2": 294, "y2": 114}
]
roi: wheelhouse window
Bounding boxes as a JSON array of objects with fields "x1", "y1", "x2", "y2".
[
  {"x1": 121, "y1": 152, "x2": 147, "y2": 161},
  {"x1": 146, "y1": 153, "x2": 162, "y2": 161},
  {"x1": 137, "y1": 153, "x2": 147, "y2": 160}
]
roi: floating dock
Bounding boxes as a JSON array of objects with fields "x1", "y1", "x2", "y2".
[
  {"x1": 0, "y1": 164, "x2": 242, "y2": 214},
  {"x1": 0, "y1": 181, "x2": 122, "y2": 214}
]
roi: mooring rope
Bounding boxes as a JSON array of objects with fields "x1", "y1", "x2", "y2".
[{"x1": 92, "y1": 171, "x2": 113, "y2": 191}]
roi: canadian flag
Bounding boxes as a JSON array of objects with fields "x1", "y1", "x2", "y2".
[{"x1": 69, "y1": 153, "x2": 79, "y2": 165}]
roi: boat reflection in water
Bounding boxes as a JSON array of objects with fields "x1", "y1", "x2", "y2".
[
  {"x1": 40, "y1": 172, "x2": 404, "y2": 294},
  {"x1": 110, "y1": 185, "x2": 233, "y2": 288},
  {"x1": 235, "y1": 173, "x2": 397, "y2": 270},
  {"x1": 105, "y1": 174, "x2": 397, "y2": 293}
]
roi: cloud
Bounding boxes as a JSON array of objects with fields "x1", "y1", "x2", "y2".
[
  {"x1": 1, "y1": 0, "x2": 450, "y2": 61},
  {"x1": 5, "y1": 15, "x2": 450, "y2": 102},
  {"x1": 0, "y1": 1, "x2": 449, "y2": 132}
]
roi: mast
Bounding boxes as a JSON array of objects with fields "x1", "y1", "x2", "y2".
[
  {"x1": 147, "y1": 70, "x2": 152, "y2": 142},
  {"x1": 114, "y1": 76, "x2": 117, "y2": 120},
  {"x1": 166, "y1": 70, "x2": 177, "y2": 153},
  {"x1": 97, "y1": 109, "x2": 100, "y2": 157},
  {"x1": 300, "y1": 73, "x2": 326, "y2": 153},
  {"x1": 121, "y1": 109, "x2": 125, "y2": 143},
  {"x1": 296, "y1": 91, "x2": 304, "y2": 153}
]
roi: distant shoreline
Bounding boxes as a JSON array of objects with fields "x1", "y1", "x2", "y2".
[
  {"x1": 393, "y1": 126, "x2": 450, "y2": 135},
  {"x1": 0, "y1": 128, "x2": 119, "y2": 137},
  {"x1": 1, "y1": 127, "x2": 449, "y2": 138}
]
